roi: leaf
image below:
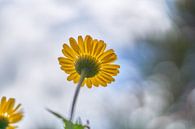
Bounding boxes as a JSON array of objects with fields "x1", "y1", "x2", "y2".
[
  {"x1": 64, "y1": 120, "x2": 87, "y2": 129},
  {"x1": 46, "y1": 108, "x2": 90, "y2": 129},
  {"x1": 46, "y1": 108, "x2": 68, "y2": 123}
]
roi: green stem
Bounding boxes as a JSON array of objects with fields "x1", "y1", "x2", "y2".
[{"x1": 69, "y1": 70, "x2": 86, "y2": 121}]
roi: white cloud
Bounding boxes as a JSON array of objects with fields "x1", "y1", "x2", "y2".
[{"x1": 78, "y1": 0, "x2": 171, "y2": 48}]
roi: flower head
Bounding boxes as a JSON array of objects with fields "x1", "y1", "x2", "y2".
[
  {"x1": 0, "y1": 97, "x2": 23, "y2": 129},
  {"x1": 58, "y1": 35, "x2": 120, "y2": 88}
]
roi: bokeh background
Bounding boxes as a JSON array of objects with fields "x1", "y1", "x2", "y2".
[{"x1": 0, "y1": 0, "x2": 195, "y2": 129}]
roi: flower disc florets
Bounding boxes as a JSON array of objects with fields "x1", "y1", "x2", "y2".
[
  {"x1": 0, "y1": 117, "x2": 8, "y2": 129},
  {"x1": 75, "y1": 56, "x2": 100, "y2": 78}
]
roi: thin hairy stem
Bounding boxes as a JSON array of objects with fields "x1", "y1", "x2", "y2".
[{"x1": 69, "y1": 70, "x2": 86, "y2": 121}]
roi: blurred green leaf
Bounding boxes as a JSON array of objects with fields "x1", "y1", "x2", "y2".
[
  {"x1": 46, "y1": 108, "x2": 68, "y2": 122},
  {"x1": 47, "y1": 109, "x2": 89, "y2": 129},
  {"x1": 64, "y1": 120, "x2": 86, "y2": 129}
]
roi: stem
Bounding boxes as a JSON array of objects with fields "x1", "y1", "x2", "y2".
[{"x1": 69, "y1": 70, "x2": 86, "y2": 121}]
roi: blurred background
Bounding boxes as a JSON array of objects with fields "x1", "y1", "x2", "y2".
[{"x1": 0, "y1": 0, "x2": 195, "y2": 129}]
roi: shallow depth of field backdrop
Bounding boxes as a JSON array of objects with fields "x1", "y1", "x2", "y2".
[{"x1": 1, "y1": 0, "x2": 195, "y2": 129}]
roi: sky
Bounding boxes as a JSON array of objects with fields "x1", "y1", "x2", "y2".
[{"x1": 0, "y1": 0, "x2": 172, "y2": 129}]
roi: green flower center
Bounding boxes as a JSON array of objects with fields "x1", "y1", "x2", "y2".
[
  {"x1": 0, "y1": 117, "x2": 9, "y2": 129},
  {"x1": 75, "y1": 56, "x2": 100, "y2": 78}
]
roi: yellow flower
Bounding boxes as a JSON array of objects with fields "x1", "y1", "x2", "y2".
[
  {"x1": 0, "y1": 97, "x2": 23, "y2": 129},
  {"x1": 58, "y1": 35, "x2": 120, "y2": 88}
]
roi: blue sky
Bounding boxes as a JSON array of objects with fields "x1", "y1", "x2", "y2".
[{"x1": 0, "y1": 0, "x2": 172, "y2": 129}]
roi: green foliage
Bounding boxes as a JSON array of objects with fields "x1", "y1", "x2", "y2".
[
  {"x1": 47, "y1": 109, "x2": 89, "y2": 129},
  {"x1": 64, "y1": 120, "x2": 85, "y2": 129}
]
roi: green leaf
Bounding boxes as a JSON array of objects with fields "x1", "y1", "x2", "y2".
[
  {"x1": 46, "y1": 108, "x2": 89, "y2": 129},
  {"x1": 64, "y1": 120, "x2": 87, "y2": 129},
  {"x1": 46, "y1": 108, "x2": 68, "y2": 123}
]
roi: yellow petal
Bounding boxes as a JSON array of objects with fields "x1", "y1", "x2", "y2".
[
  {"x1": 73, "y1": 74, "x2": 80, "y2": 83},
  {"x1": 93, "y1": 40, "x2": 106, "y2": 57},
  {"x1": 62, "y1": 44, "x2": 76, "y2": 59},
  {"x1": 2, "y1": 98, "x2": 14, "y2": 113},
  {"x1": 86, "y1": 79, "x2": 92, "y2": 88},
  {"x1": 7, "y1": 98, "x2": 15, "y2": 112},
  {"x1": 58, "y1": 57, "x2": 74, "y2": 64},
  {"x1": 96, "y1": 40, "x2": 106, "y2": 57},
  {"x1": 60, "y1": 64, "x2": 74, "y2": 69},
  {"x1": 91, "y1": 78, "x2": 99, "y2": 87},
  {"x1": 69, "y1": 37, "x2": 80, "y2": 55},
  {"x1": 97, "y1": 74, "x2": 111, "y2": 85},
  {"x1": 67, "y1": 72, "x2": 78, "y2": 81},
  {"x1": 61, "y1": 65, "x2": 74, "y2": 69},
  {"x1": 91, "y1": 40, "x2": 98, "y2": 56},
  {"x1": 101, "y1": 69, "x2": 119, "y2": 76},
  {"x1": 96, "y1": 75, "x2": 107, "y2": 87},
  {"x1": 58, "y1": 57, "x2": 75, "y2": 70},
  {"x1": 0, "y1": 97, "x2": 6, "y2": 112},
  {"x1": 7, "y1": 126, "x2": 16, "y2": 129},
  {"x1": 0, "y1": 97, "x2": 6, "y2": 104},
  {"x1": 98, "y1": 49, "x2": 114, "y2": 61},
  {"x1": 60, "y1": 66, "x2": 75, "y2": 74},
  {"x1": 59, "y1": 60, "x2": 74, "y2": 68},
  {"x1": 102, "y1": 64, "x2": 120, "y2": 69},
  {"x1": 101, "y1": 53, "x2": 117, "y2": 63},
  {"x1": 9, "y1": 112, "x2": 23, "y2": 123},
  {"x1": 100, "y1": 72, "x2": 115, "y2": 83},
  {"x1": 84, "y1": 35, "x2": 92, "y2": 54},
  {"x1": 78, "y1": 36, "x2": 85, "y2": 54}
]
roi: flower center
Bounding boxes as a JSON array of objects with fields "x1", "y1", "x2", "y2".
[
  {"x1": 75, "y1": 56, "x2": 100, "y2": 78},
  {"x1": 0, "y1": 117, "x2": 8, "y2": 129}
]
